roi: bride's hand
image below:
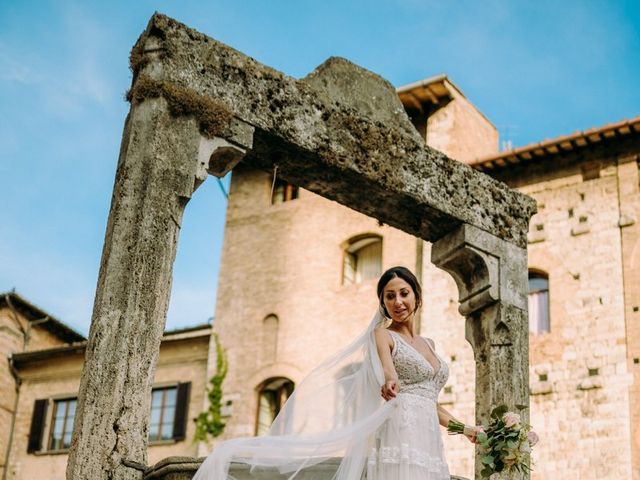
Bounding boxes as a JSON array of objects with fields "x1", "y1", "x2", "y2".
[
  {"x1": 381, "y1": 379, "x2": 398, "y2": 401},
  {"x1": 463, "y1": 425, "x2": 484, "y2": 443}
]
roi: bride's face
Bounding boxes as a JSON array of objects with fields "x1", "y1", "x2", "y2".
[{"x1": 382, "y1": 277, "x2": 416, "y2": 323}]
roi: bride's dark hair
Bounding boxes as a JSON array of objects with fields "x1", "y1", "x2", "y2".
[{"x1": 376, "y1": 266, "x2": 423, "y2": 318}]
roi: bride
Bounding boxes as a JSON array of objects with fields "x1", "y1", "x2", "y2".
[{"x1": 194, "y1": 266, "x2": 479, "y2": 479}]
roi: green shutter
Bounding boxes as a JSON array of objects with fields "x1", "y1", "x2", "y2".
[{"x1": 27, "y1": 399, "x2": 48, "y2": 453}]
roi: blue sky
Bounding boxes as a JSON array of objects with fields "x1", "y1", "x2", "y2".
[{"x1": 1, "y1": 0, "x2": 639, "y2": 335}]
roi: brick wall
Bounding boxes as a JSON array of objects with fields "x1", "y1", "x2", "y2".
[{"x1": 212, "y1": 149, "x2": 638, "y2": 479}]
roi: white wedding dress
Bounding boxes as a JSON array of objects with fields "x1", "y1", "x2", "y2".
[
  {"x1": 367, "y1": 330, "x2": 450, "y2": 479},
  {"x1": 193, "y1": 312, "x2": 451, "y2": 480}
]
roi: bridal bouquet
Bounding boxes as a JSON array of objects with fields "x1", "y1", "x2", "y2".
[{"x1": 448, "y1": 405, "x2": 538, "y2": 478}]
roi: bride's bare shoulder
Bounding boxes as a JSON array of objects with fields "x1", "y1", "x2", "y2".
[{"x1": 374, "y1": 328, "x2": 393, "y2": 346}]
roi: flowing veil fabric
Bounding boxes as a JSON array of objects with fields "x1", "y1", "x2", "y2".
[{"x1": 193, "y1": 311, "x2": 398, "y2": 480}]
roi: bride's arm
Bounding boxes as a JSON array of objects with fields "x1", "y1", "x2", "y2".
[
  {"x1": 374, "y1": 329, "x2": 398, "y2": 401},
  {"x1": 436, "y1": 404, "x2": 460, "y2": 428},
  {"x1": 437, "y1": 404, "x2": 481, "y2": 442}
]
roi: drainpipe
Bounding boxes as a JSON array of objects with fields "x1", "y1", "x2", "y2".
[
  {"x1": 24, "y1": 316, "x2": 51, "y2": 347},
  {"x1": 2, "y1": 356, "x2": 22, "y2": 480},
  {"x1": 4, "y1": 294, "x2": 50, "y2": 349}
]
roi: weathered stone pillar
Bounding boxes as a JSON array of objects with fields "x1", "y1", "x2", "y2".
[
  {"x1": 66, "y1": 96, "x2": 251, "y2": 480},
  {"x1": 432, "y1": 223, "x2": 530, "y2": 480}
]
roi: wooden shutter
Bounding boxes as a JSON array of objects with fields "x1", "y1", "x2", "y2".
[
  {"x1": 172, "y1": 382, "x2": 191, "y2": 441},
  {"x1": 27, "y1": 399, "x2": 48, "y2": 453}
]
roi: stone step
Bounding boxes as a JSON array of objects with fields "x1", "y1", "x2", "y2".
[{"x1": 144, "y1": 456, "x2": 469, "y2": 480}]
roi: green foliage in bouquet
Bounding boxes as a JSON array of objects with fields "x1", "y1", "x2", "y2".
[
  {"x1": 475, "y1": 404, "x2": 534, "y2": 478},
  {"x1": 194, "y1": 332, "x2": 228, "y2": 441}
]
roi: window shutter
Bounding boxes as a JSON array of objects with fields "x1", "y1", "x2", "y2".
[
  {"x1": 27, "y1": 399, "x2": 48, "y2": 453},
  {"x1": 172, "y1": 382, "x2": 191, "y2": 441}
]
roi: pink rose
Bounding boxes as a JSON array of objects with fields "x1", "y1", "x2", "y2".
[
  {"x1": 502, "y1": 412, "x2": 521, "y2": 428},
  {"x1": 527, "y1": 430, "x2": 539, "y2": 446}
]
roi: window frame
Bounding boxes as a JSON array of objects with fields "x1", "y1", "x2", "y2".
[
  {"x1": 46, "y1": 396, "x2": 77, "y2": 452},
  {"x1": 148, "y1": 382, "x2": 191, "y2": 445},
  {"x1": 149, "y1": 386, "x2": 178, "y2": 444},
  {"x1": 254, "y1": 377, "x2": 295, "y2": 436},
  {"x1": 27, "y1": 383, "x2": 191, "y2": 455},
  {"x1": 341, "y1": 234, "x2": 383, "y2": 286},
  {"x1": 528, "y1": 270, "x2": 550, "y2": 335},
  {"x1": 270, "y1": 179, "x2": 299, "y2": 205}
]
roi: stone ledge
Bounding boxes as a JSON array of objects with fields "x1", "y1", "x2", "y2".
[{"x1": 143, "y1": 456, "x2": 470, "y2": 479}]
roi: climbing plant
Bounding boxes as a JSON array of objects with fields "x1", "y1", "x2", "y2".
[{"x1": 194, "y1": 332, "x2": 228, "y2": 441}]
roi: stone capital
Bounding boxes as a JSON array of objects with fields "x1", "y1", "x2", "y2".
[{"x1": 431, "y1": 223, "x2": 528, "y2": 316}]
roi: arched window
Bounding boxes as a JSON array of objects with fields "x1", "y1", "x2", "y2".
[
  {"x1": 255, "y1": 377, "x2": 294, "y2": 436},
  {"x1": 261, "y1": 315, "x2": 279, "y2": 364},
  {"x1": 342, "y1": 235, "x2": 382, "y2": 285},
  {"x1": 528, "y1": 271, "x2": 550, "y2": 334},
  {"x1": 271, "y1": 179, "x2": 299, "y2": 204}
]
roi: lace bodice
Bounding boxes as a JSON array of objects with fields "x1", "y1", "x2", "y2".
[{"x1": 388, "y1": 331, "x2": 449, "y2": 402}]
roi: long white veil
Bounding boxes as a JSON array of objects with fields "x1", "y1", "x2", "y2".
[{"x1": 193, "y1": 311, "x2": 397, "y2": 479}]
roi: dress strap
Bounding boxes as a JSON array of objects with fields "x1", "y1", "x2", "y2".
[{"x1": 387, "y1": 330, "x2": 398, "y2": 357}]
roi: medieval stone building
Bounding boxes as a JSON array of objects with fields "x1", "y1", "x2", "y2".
[
  {"x1": 1, "y1": 69, "x2": 638, "y2": 479},
  {"x1": 0, "y1": 293, "x2": 211, "y2": 480},
  {"x1": 211, "y1": 75, "x2": 640, "y2": 480}
]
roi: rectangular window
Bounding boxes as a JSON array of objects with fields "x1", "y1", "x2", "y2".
[
  {"x1": 342, "y1": 237, "x2": 382, "y2": 286},
  {"x1": 26, "y1": 382, "x2": 191, "y2": 454},
  {"x1": 528, "y1": 274, "x2": 550, "y2": 334},
  {"x1": 528, "y1": 290, "x2": 550, "y2": 334},
  {"x1": 48, "y1": 398, "x2": 76, "y2": 451},
  {"x1": 271, "y1": 179, "x2": 299, "y2": 204},
  {"x1": 150, "y1": 387, "x2": 177, "y2": 442}
]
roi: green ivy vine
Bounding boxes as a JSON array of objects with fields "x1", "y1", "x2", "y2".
[{"x1": 194, "y1": 332, "x2": 228, "y2": 441}]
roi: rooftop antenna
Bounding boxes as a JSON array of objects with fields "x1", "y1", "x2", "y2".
[{"x1": 498, "y1": 124, "x2": 519, "y2": 151}]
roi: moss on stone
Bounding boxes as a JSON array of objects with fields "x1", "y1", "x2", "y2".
[
  {"x1": 129, "y1": 41, "x2": 148, "y2": 76},
  {"x1": 126, "y1": 75, "x2": 233, "y2": 138},
  {"x1": 129, "y1": 16, "x2": 170, "y2": 76}
]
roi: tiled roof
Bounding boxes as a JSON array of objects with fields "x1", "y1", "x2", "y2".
[
  {"x1": 0, "y1": 292, "x2": 85, "y2": 343},
  {"x1": 470, "y1": 116, "x2": 640, "y2": 171}
]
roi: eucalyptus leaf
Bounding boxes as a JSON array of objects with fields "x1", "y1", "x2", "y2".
[
  {"x1": 481, "y1": 455, "x2": 494, "y2": 465},
  {"x1": 491, "y1": 404, "x2": 508, "y2": 419}
]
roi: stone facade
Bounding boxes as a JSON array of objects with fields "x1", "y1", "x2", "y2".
[
  {"x1": 211, "y1": 71, "x2": 640, "y2": 480},
  {"x1": 0, "y1": 313, "x2": 211, "y2": 480},
  {"x1": 438, "y1": 139, "x2": 640, "y2": 479}
]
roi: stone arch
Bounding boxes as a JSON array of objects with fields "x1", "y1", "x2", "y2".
[{"x1": 68, "y1": 13, "x2": 536, "y2": 480}]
